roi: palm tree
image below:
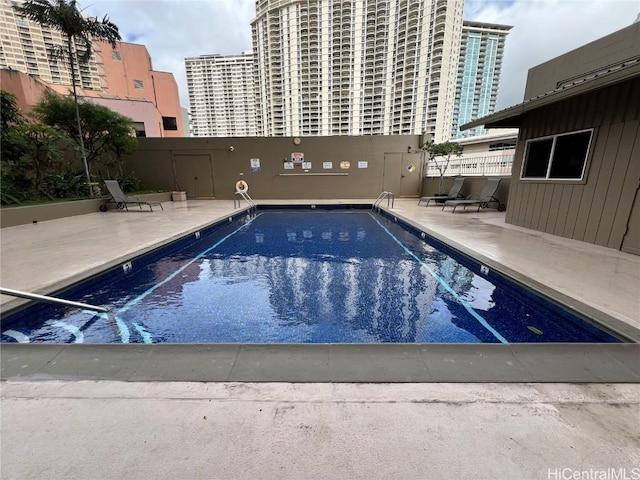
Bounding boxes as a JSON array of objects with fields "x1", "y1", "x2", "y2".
[{"x1": 14, "y1": 0, "x2": 121, "y2": 196}]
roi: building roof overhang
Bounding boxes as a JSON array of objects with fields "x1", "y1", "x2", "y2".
[{"x1": 460, "y1": 58, "x2": 640, "y2": 131}]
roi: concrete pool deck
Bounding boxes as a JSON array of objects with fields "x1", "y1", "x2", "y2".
[{"x1": 1, "y1": 198, "x2": 639, "y2": 478}]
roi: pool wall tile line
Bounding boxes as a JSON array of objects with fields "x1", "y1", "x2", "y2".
[
  {"x1": 2, "y1": 344, "x2": 638, "y2": 383},
  {"x1": 377, "y1": 207, "x2": 640, "y2": 344}
]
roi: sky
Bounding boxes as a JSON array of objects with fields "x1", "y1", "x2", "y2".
[{"x1": 83, "y1": 0, "x2": 639, "y2": 111}]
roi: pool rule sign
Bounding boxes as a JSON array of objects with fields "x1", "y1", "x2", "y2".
[{"x1": 291, "y1": 152, "x2": 304, "y2": 167}]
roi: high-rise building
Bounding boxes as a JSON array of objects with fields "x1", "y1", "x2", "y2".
[
  {"x1": 185, "y1": 52, "x2": 256, "y2": 137},
  {"x1": 0, "y1": 0, "x2": 103, "y2": 89},
  {"x1": 0, "y1": 0, "x2": 184, "y2": 137},
  {"x1": 451, "y1": 20, "x2": 511, "y2": 139},
  {"x1": 251, "y1": 0, "x2": 464, "y2": 141}
]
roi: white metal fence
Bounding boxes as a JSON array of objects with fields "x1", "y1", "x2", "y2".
[{"x1": 426, "y1": 154, "x2": 514, "y2": 177}]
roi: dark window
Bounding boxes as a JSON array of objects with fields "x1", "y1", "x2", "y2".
[
  {"x1": 133, "y1": 79, "x2": 143, "y2": 89},
  {"x1": 111, "y1": 50, "x2": 122, "y2": 61},
  {"x1": 549, "y1": 131, "x2": 591, "y2": 179},
  {"x1": 132, "y1": 122, "x2": 146, "y2": 137},
  {"x1": 522, "y1": 138, "x2": 553, "y2": 178},
  {"x1": 521, "y1": 130, "x2": 592, "y2": 180},
  {"x1": 162, "y1": 116, "x2": 178, "y2": 130}
]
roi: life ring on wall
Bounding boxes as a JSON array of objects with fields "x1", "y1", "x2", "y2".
[{"x1": 235, "y1": 180, "x2": 249, "y2": 193}]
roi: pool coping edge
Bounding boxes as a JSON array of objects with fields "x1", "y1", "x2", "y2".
[{"x1": 2, "y1": 343, "x2": 638, "y2": 383}]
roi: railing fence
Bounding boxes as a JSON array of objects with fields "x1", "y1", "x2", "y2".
[{"x1": 426, "y1": 154, "x2": 514, "y2": 177}]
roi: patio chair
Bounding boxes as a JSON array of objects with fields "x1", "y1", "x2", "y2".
[
  {"x1": 99, "y1": 180, "x2": 163, "y2": 212},
  {"x1": 442, "y1": 177, "x2": 506, "y2": 213},
  {"x1": 418, "y1": 177, "x2": 466, "y2": 206}
]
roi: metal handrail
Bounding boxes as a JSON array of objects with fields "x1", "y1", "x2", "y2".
[
  {"x1": 0, "y1": 287, "x2": 108, "y2": 313},
  {"x1": 373, "y1": 191, "x2": 395, "y2": 209},
  {"x1": 233, "y1": 191, "x2": 256, "y2": 211}
]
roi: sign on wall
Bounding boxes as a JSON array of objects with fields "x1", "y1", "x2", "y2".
[
  {"x1": 340, "y1": 161, "x2": 350, "y2": 169},
  {"x1": 291, "y1": 152, "x2": 304, "y2": 164},
  {"x1": 302, "y1": 162, "x2": 312, "y2": 169},
  {"x1": 323, "y1": 162, "x2": 333, "y2": 169},
  {"x1": 250, "y1": 158, "x2": 261, "y2": 172},
  {"x1": 358, "y1": 161, "x2": 368, "y2": 169},
  {"x1": 284, "y1": 162, "x2": 294, "y2": 169}
]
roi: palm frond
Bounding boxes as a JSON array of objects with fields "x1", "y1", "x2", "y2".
[{"x1": 47, "y1": 44, "x2": 66, "y2": 61}]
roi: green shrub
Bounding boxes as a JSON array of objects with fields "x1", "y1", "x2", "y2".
[
  {"x1": 42, "y1": 171, "x2": 87, "y2": 198},
  {"x1": 0, "y1": 161, "x2": 33, "y2": 204},
  {"x1": 118, "y1": 172, "x2": 142, "y2": 192}
]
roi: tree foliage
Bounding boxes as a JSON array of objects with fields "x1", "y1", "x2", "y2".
[
  {"x1": 422, "y1": 141, "x2": 464, "y2": 193},
  {"x1": 33, "y1": 90, "x2": 138, "y2": 177},
  {"x1": 1, "y1": 89, "x2": 138, "y2": 204},
  {"x1": 14, "y1": 0, "x2": 121, "y2": 194},
  {"x1": 1, "y1": 90, "x2": 24, "y2": 129},
  {"x1": 1, "y1": 90, "x2": 29, "y2": 164},
  {"x1": 11, "y1": 123, "x2": 70, "y2": 190}
]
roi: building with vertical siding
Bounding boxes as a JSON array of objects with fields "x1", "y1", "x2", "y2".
[
  {"x1": 452, "y1": 20, "x2": 511, "y2": 139},
  {"x1": 462, "y1": 22, "x2": 640, "y2": 254},
  {"x1": 251, "y1": 0, "x2": 464, "y2": 141},
  {"x1": 185, "y1": 52, "x2": 256, "y2": 137}
]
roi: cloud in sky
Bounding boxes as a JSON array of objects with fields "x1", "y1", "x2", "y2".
[
  {"x1": 468, "y1": 0, "x2": 639, "y2": 108},
  {"x1": 84, "y1": 0, "x2": 638, "y2": 111}
]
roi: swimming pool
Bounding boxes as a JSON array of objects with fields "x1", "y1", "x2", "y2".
[{"x1": 0, "y1": 207, "x2": 622, "y2": 344}]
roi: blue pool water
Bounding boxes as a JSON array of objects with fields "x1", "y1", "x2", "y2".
[{"x1": 1, "y1": 208, "x2": 621, "y2": 344}]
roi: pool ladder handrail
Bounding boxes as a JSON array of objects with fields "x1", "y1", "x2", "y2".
[
  {"x1": 0, "y1": 287, "x2": 109, "y2": 313},
  {"x1": 234, "y1": 191, "x2": 256, "y2": 212},
  {"x1": 373, "y1": 191, "x2": 395, "y2": 209}
]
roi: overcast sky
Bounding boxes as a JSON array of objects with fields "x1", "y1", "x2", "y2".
[{"x1": 84, "y1": 0, "x2": 639, "y2": 111}]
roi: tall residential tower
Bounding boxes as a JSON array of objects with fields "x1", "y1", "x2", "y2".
[
  {"x1": 451, "y1": 20, "x2": 511, "y2": 138},
  {"x1": 251, "y1": 0, "x2": 464, "y2": 141},
  {"x1": 0, "y1": 0, "x2": 103, "y2": 89},
  {"x1": 185, "y1": 52, "x2": 256, "y2": 137}
]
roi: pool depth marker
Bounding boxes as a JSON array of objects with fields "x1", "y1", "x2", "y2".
[{"x1": 368, "y1": 212, "x2": 508, "y2": 344}]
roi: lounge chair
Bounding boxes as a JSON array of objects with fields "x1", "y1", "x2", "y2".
[
  {"x1": 99, "y1": 180, "x2": 163, "y2": 212},
  {"x1": 418, "y1": 177, "x2": 466, "y2": 206},
  {"x1": 442, "y1": 177, "x2": 505, "y2": 213}
]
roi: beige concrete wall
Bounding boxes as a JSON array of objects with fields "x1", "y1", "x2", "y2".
[
  {"x1": 524, "y1": 23, "x2": 640, "y2": 99},
  {"x1": 0, "y1": 193, "x2": 171, "y2": 228},
  {"x1": 124, "y1": 135, "x2": 422, "y2": 200},
  {"x1": 506, "y1": 77, "x2": 640, "y2": 251}
]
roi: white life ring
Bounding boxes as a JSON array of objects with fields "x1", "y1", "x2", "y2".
[{"x1": 235, "y1": 180, "x2": 248, "y2": 193}]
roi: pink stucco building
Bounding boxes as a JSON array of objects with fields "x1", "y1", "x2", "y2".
[{"x1": 1, "y1": 41, "x2": 183, "y2": 138}]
